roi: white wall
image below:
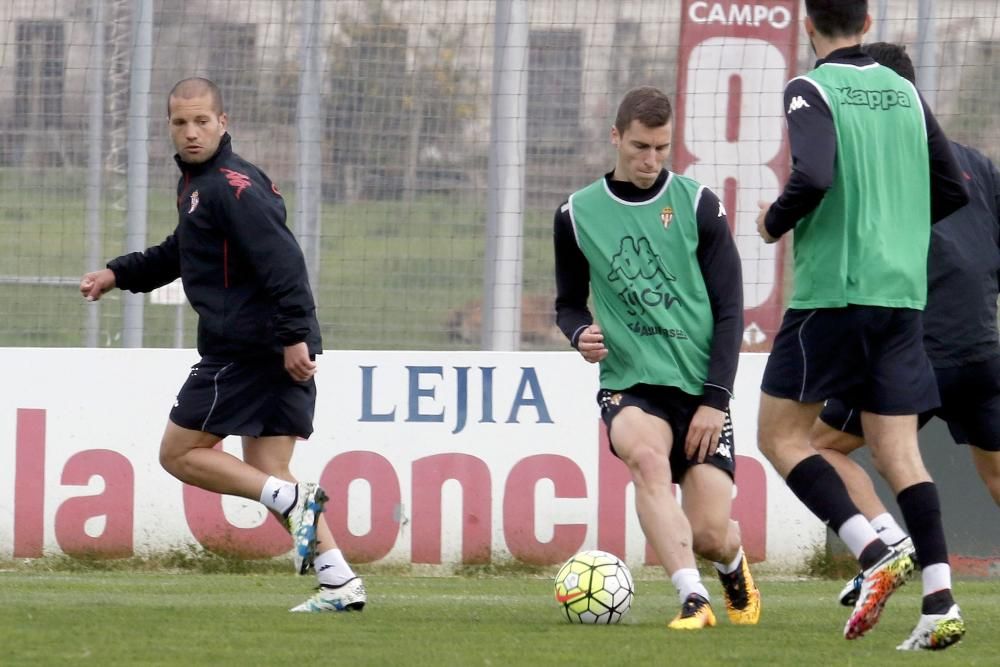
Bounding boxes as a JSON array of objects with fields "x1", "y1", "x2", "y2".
[{"x1": 0, "y1": 348, "x2": 824, "y2": 570}]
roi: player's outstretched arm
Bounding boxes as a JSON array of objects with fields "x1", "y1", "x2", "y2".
[{"x1": 79, "y1": 268, "x2": 117, "y2": 302}]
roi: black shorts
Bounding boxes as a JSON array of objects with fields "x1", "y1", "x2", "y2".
[
  {"x1": 820, "y1": 355, "x2": 1000, "y2": 452},
  {"x1": 761, "y1": 306, "x2": 939, "y2": 415},
  {"x1": 597, "y1": 384, "x2": 736, "y2": 484},
  {"x1": 169, "y1": 356, "x2": 317, "y2": 439}
]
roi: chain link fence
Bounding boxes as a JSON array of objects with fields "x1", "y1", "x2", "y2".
[{"x1": 0, "y1": 0, "x2": 997, "y2": 349}]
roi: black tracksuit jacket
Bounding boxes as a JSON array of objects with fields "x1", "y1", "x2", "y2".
[{"x1": 108, "y1": 133, "x2": 322, "y2": 359}]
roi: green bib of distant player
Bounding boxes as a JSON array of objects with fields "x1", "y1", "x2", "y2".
[
  {"x1": 792, "y1": 63, "x2": 931, "y2": 309},
  {"x1": 569, "y1": 174, "x2": 714, "y2": 395}
]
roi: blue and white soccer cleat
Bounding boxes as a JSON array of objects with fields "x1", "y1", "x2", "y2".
[
  {"x1": 837, "y1": 571, "x2": 865, "y2": 608},
  {"x1": 282, "y1": 482, "x2": 328, "y2": 575},
  {"x1": 290, "y1": 577, "x2": 367, "y2": 613}
]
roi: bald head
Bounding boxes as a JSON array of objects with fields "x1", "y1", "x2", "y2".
[
  {"x1": 168, "y1": 77, "x2": 228, "y2": 164},
  {"x1": 167, "y1": 78, "x2": 224, "y2": 117}
]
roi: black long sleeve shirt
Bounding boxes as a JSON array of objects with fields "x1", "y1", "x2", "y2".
[
  {"x1": 554, "y1": 170, "x2": 743, "y2": 410},
  {"x1": 922, "y1": 141, "x2": 1000, "y2": 367}
]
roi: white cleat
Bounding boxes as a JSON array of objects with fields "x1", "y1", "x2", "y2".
[
  {"x1": 290, "y1": 577, "x2": 367, "y2": 613},
  {"x1": 896, "y1": 604, "x2": 965, "y2": 651}
]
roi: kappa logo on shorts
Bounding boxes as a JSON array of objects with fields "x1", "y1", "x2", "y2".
[
  {"x1": 220, "y1": 168, "x2": 252, "y2": 199},
  {"x1": 599, "y1": 391, "x2": 623, "y2": 409}
]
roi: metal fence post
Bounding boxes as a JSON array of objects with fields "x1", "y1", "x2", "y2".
[
  {"x1": 296, "y1": 0, "x2": 324, "y2": 289},
  {"x1": 85, "y1": 0, "x2": 106, "y2": 348},
  {"x1": 484, "y1": 0, "x2": 527, "y2": 351},
  {"x1": 122, "y1": 0, "x2": 153, "y2": 347}
]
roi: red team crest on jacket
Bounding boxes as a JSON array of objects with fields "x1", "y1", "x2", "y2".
[{"x1": 220, "y1": 168, "x2": 252, "y2": 199}]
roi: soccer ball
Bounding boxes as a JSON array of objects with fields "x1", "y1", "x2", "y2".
[{"x1": 554, "y1": 550, "x2": 634, "y2": 624}]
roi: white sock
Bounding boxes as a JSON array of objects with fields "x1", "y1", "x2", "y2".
[
  {"x1": 315, "y1": 548, "x2": 356, "y2": 587},
  {"x1": 870, "y1": 512, "x2": 908, "y2": 546},
  {"x1": 921, "y1": 563, "x2": 952, "y2": 597},
  {"x1": 670, "y1": 567, "x2": 709, "y2": 604},
  {"x1": 714, "y1": 547, "x2": 744, "y2": 575},
  {"x1": 837, "y1": 514, "x2": 881, "y2": 559},
  {"x1": 259, "y1": 476, "x2": 296, "y2": 515}
]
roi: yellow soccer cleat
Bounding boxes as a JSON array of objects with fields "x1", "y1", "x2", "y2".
[
  {"x1": 668, "y1": 593, "x2": 717, "y2": 630},
  {"x1": 718, "y1": 554, "x2": 762, "y2": 625}
]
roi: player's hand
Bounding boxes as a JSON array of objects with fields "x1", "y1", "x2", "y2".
[
  {"x1": 576, "y1": 324, "x2": 608, "y2": 364},
  {"x1": 80, "y1": 268, "x2": 116, "y2": 302},
  {"x1": 284, "y1": 341, "x2": 317, "y2": 382},
  {"x1": 756, "y1": 201, "x2": 778, "y2": 244},
  {"x1": 685, "y1": 404, "x2": 726, "y2": 463}
]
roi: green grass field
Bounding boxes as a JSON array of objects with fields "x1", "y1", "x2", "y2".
[{"x1": 3, "y1": 566, "x2": 998, "y2": 666}]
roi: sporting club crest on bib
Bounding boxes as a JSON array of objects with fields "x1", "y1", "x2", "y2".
[{"x1": 660, "y1": 206, "x2": 673, "y2": 230}]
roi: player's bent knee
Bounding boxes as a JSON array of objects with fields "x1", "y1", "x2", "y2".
[
  {"x1": 755, "y1": 424, "x2": 781, "y2": 460},
  {"x1": 158, "y1": 431, "x2": 214, "y2": 481},
  {"x1": 871, "y1": 451, "x2": 931, "y2": 492},
  {"x1": 812, "y1": 427, "x2": 863, "y2": 455},
  {"x1": 623, "y1": 445, "x2": 672, "y2": 486},
  {"x1": 158, "y1": 438, "x2": 198, "y2": 480},
  {"x1": 158, "y1": 445, "x2": 183, "y2": 478},
  {"x1": 691, "y1": 527, "x2": 729, "y2": 562},
  {"x1": 755, "y1": 433, "x2": 784, "y2": 465}
]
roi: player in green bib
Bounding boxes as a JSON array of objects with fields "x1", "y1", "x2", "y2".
[
  {"x1": 813, "y1": 42, "x2": 1000, "y2": 651},
  {"x1": 554, "y1": 86, "x2": 760, "y2": 630},
  {"x1": 754, "y1": 0, "x2": 969, "y2": 650}
]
